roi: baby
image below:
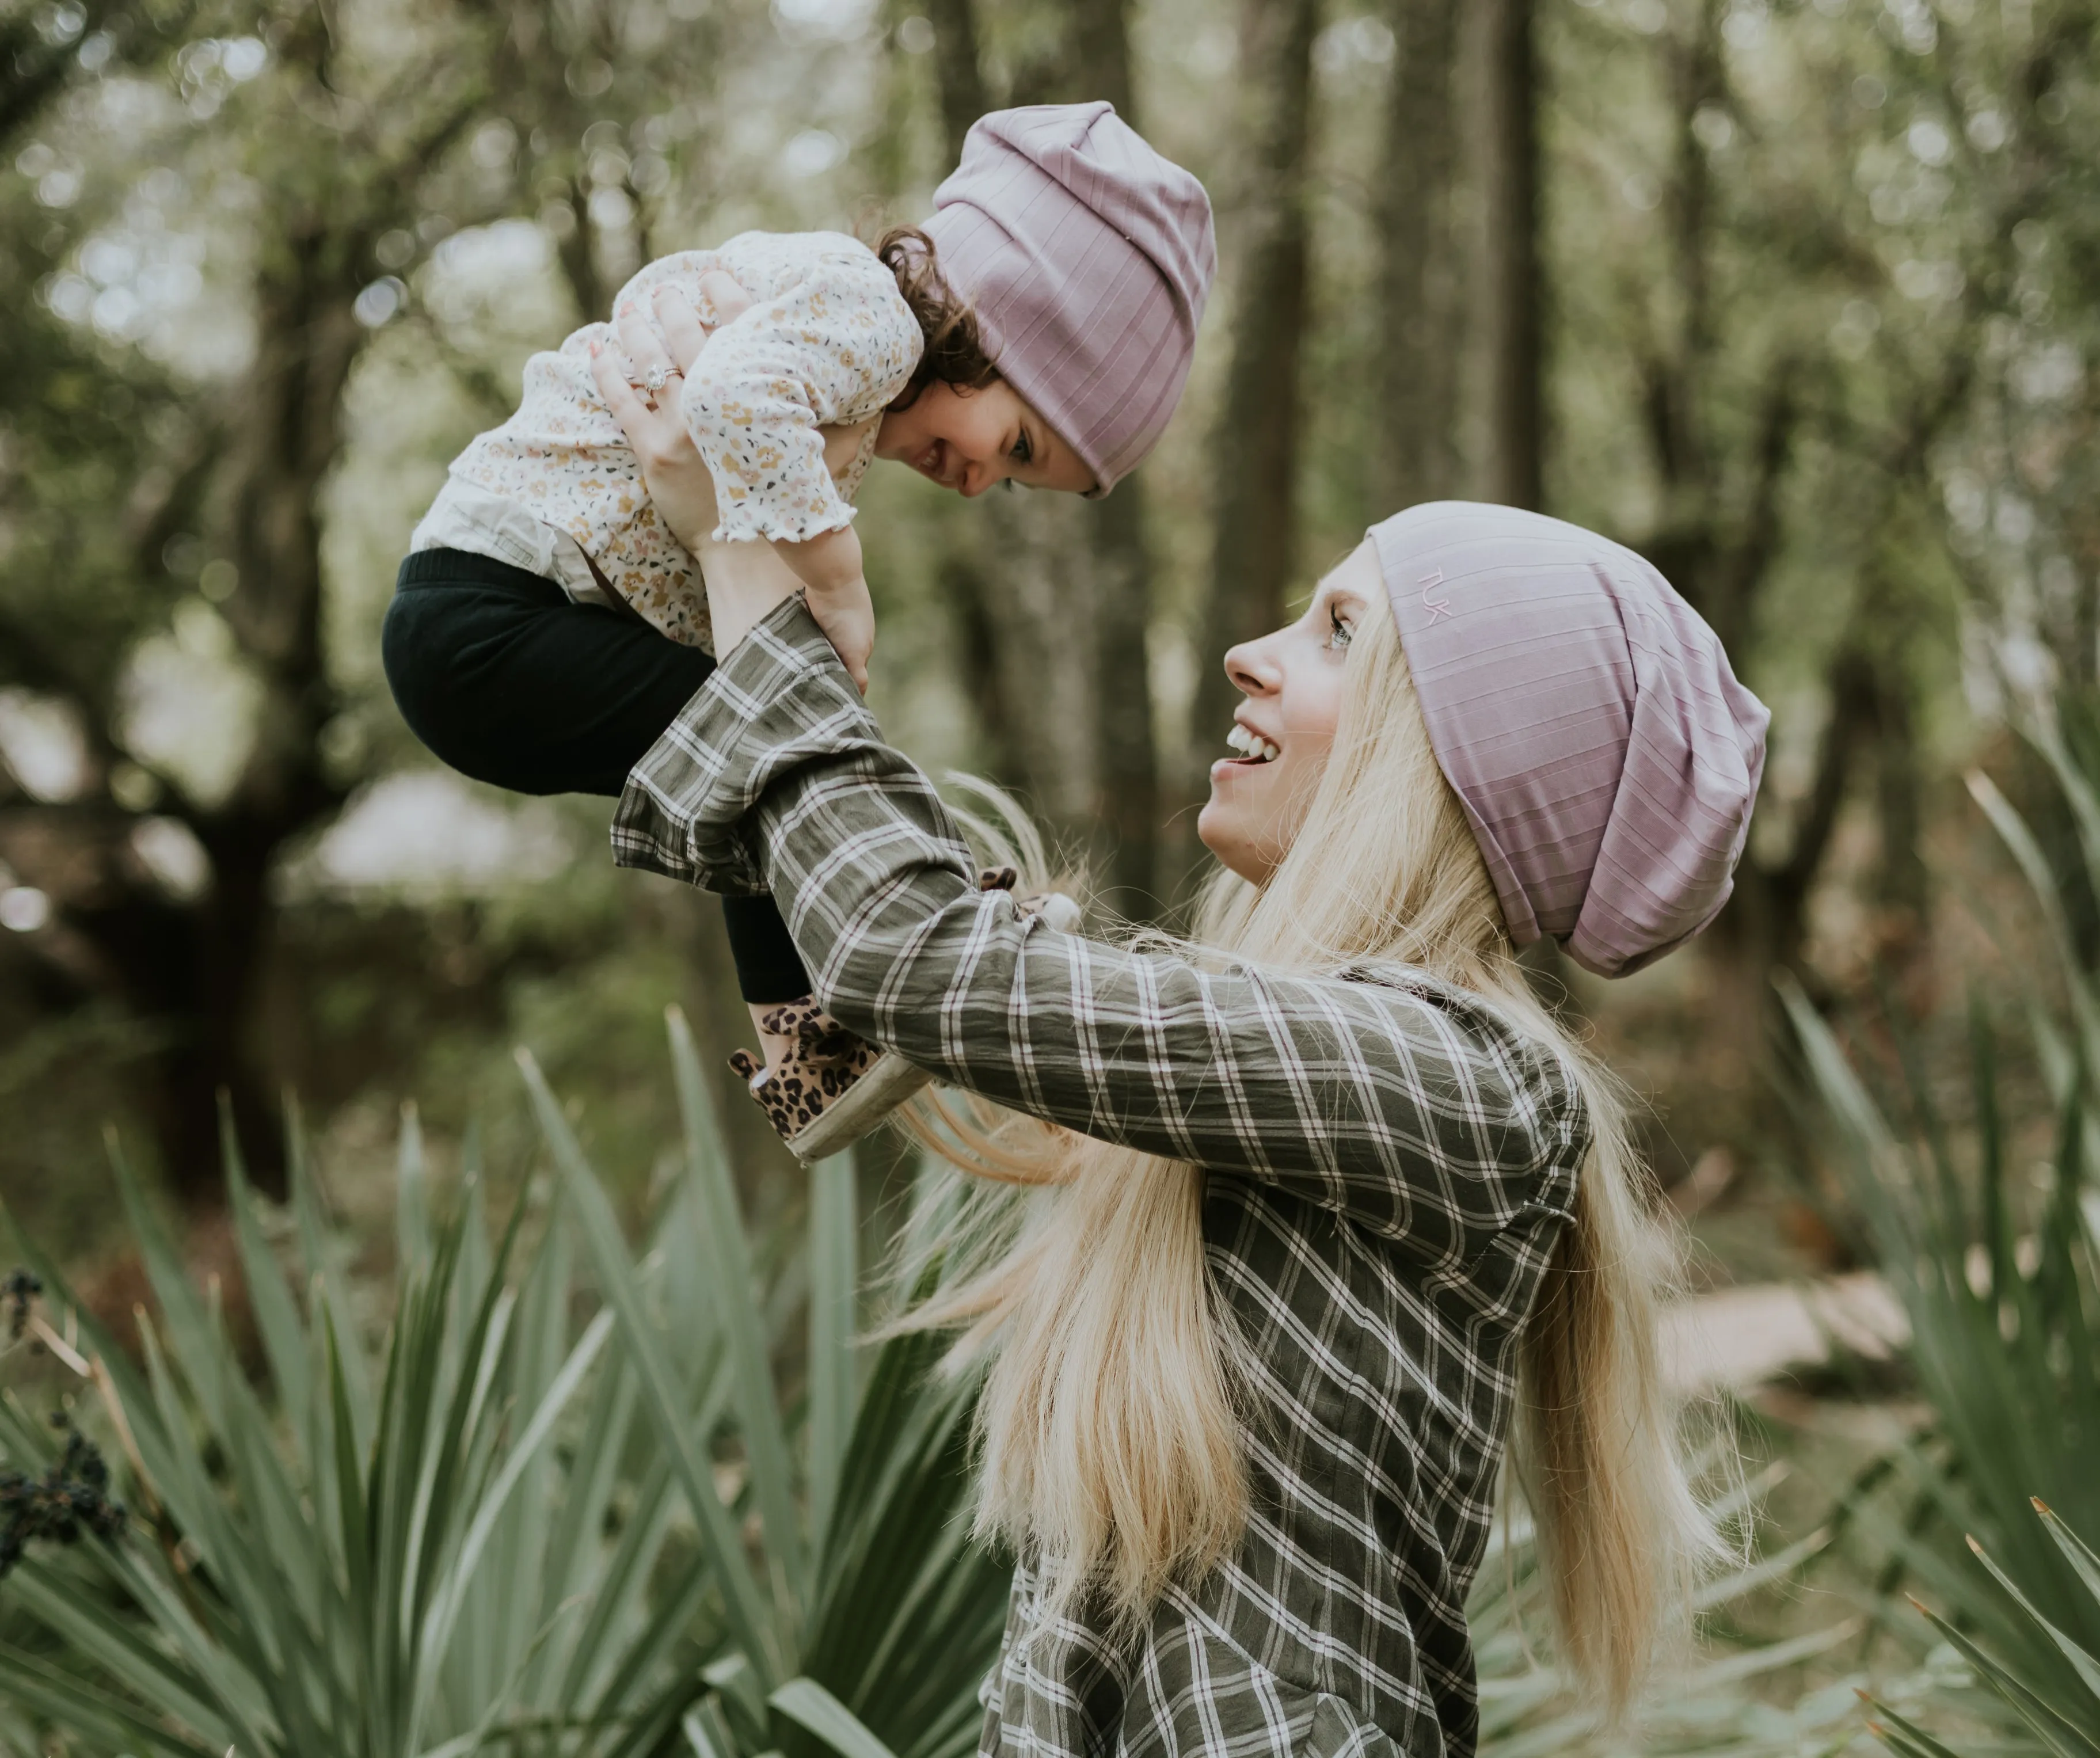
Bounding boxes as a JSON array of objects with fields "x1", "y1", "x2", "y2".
[{"x1": 383, "y1": 102, "x2": 1214, "y2": 1155}]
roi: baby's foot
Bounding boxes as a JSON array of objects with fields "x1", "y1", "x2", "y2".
[{"x1": 728, "y1": 997, "x2": 930, "y2": 1162}]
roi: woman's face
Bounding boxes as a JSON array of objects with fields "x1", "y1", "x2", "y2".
[
  {"x1": 1198, "y1": 542, "x2": 1382, "y2": 885},
  {"x1": 875, "y1": 380, "x2": 1096, "y2": 498}
]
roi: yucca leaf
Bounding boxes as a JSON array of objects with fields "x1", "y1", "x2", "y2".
[
  {"x1": 1912, "y1": 1599, "x2": 2100, "y2": 1758},
  {"x1": 290, "y1": 1105, "x2": 376, "y2": 1459},
  {"x1": 2037, "y1": 1501, "x2": 2100, "y2": 1607},
  {"x1": 1859, "y1": 1697, "x2": 1972, "y2": 1758},
  {"x1": 5, "y1": 1560, "x2": 238, "y2": 1749},
  {"x1": 399, "y1": 1099, "x2": 434, "y2": 1277},
  {"x1": 219, "y1": 1098, "x2": 313, "y2": 1441},
  {"x1": 93, "y1": 1536, "x2": 292, "y2": 1755},
  {"x1": 684, "y1": 1704, "x2": 737, "y2": 1758},
  {"x1": 807, "y1": 1148, "x2": 858, "y2": 1558},
  {"x1": 569, "y1": 1367, "x2": 733, "y2": 1717},
  {"x1": 771, "y1": 1676, "x2": 903, "y2": 1758},
  {"x1": 1969, "y1": 773, "x2": 2100, "y2": 1060},
  {"x1": 704, "y1": 1650, "x2": 771, "y2": 1746},
  {"x1": 517, "y1": 1046, "x2": 786, "y2": 1683},
  {"x1": 404, "y1": 1197, "x2": 529, "y2": 1656},
  {"x1": 668, "y1": 1007, "x2": 808, "y2": 1609},
  {"x1": 105, "y1": 1130, "x2": 230, "y2": 1434},
  {"x1": 133, "y1": 1313, "x2": 290, "y2": 1683},
  {"x1": 413, "y1": 1306, "x2": 615, "y2": 1713},
  {"x1": 0, "y1": 1635, "x2": 220, "y2": 1758},
  {"x1": 1965, "y1": 1532, "x2": 2100, "y2": 1707}
]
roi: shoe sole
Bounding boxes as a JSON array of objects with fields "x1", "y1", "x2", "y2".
[{"x1": 789, "y1": 1051, "x2": 934, "y2": 1162}]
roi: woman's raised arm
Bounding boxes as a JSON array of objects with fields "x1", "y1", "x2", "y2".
[{"x1": 614, "y1": 595, "x2": 1584, "y2": 1264}]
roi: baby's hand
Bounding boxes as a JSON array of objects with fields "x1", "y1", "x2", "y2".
[{"x1": 802, "y1": 572, "x2": 875, "y2": 695}]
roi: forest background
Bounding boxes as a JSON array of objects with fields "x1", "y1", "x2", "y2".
[
  {"x1": 0, "y1": 0, "x2": 2091, "y2": 1319},
  {"x1": 5, "y1": 0, "x2": 2100, "y2": 1751}
]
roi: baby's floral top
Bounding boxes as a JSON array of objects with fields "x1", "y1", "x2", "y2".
[{"x1": 442, "y1": 231, "x2": 920, "y2": 649}]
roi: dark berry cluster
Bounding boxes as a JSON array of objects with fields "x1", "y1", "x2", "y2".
[
  {"x1": 2, "y1": 1268, "x2": 39, "y2": 1342},
  {"x1": 0, "y1": 1415, "x2": 126, "y2": 1579}
]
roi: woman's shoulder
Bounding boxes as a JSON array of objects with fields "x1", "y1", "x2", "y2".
[{"x1": 1336, "y1": 959, "x2": 1590, "y2": 1166}]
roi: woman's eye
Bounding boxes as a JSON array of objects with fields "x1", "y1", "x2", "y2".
[
  {"x1": 1010, "y1": 431, "x2": 1033, "y2": 466},
  {"x1": 1326, "y1": 608, "x2": 1354, "y2": 651}
]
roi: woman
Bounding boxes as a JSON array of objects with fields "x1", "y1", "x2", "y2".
[{"x1": 589, "y1": 303, "x2": 1768, "y2": 1757}]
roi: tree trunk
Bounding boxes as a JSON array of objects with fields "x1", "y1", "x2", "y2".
[
  {"x1": 1089, "y1": 486, "x2": 1158, "y2": 910},
  {"x1": 1480, "y1": 0, "x2": 1541, "y2": 510},
  {"x1": 925, "y1": 0, "x2": 987, "y2": 158},
  {"x1": 1190, "y1": 0, "x2": 1322, "y2": 773},
  {"x1": 918, "y1": 0, "x2": 1161, "y2": 907},
  {"x1": 1064, "y1": 0, "x2": 1158, "y2": 913},
  {"x1": 1374, "y1": 0, "x2": 1465, "y2": 511}
]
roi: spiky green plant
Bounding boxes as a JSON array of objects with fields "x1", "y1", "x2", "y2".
[
  {"x1": 1785, "y1": 704, "x2": 2100, "y2": 1755},
  {"x1": 0, "y1": 1010, "x2": 1009, "y2": 1758},
  {"x1": 1467, "y1": 1463, "x2": 1862, "y2": 1758}
]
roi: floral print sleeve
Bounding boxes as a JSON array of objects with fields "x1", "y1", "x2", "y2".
[{"x1": 677, "y1": 246, "x2": 921, "y2": 545}]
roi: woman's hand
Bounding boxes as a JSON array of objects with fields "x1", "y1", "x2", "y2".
[
  {"x1": 588, "y1": 278, "x2": 838, "y2": 665},
  {"x1": 588, "y1": 276, "x2": 742, "y2": 551}
]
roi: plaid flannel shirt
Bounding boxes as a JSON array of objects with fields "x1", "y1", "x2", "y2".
[{"x1": 614, "y1": 599, "x2": 1589, "y2": 1758}]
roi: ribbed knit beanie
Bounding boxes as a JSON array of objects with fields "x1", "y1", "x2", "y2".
[
  {"x1": 922, "y1": 101, "x2": 1215, "y2": 494},
  {"x1": 1370, "y1": 502, "x2": 1770, "y2": 979}
]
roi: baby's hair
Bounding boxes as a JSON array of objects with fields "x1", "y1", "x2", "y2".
[{"x1": 877, "y1": 226, "x2": 1000, "y2": 411}]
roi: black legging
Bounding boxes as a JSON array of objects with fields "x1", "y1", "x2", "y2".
[{"x1": 382, "y1": 546, "x2": 809, "y2": 1003}]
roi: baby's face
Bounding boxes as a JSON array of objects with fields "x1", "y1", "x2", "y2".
[{"x1": 875, "y1": 380, "x2": 1095, "y2": 498}]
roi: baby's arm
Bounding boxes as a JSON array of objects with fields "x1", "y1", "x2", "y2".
[{"x1": 775, "y1": 524, "x2": 874, "y2": 695}]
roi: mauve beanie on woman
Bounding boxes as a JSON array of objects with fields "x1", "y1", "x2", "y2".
[
  {"x1": 1369, "y1": 502, "x2": 1770, "y2": 979},
  {"x1": 922, "y1": 102, "x2": 1215, "y2": 494}
]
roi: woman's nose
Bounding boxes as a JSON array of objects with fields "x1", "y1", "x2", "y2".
[{"x1": 1223, "y1": 634, "x2": 1283, "y2": 698}]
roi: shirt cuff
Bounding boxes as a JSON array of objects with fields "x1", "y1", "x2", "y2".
[
  {"x1": 608, "y1": 594, "x2": 864, "y2": 891},
  {"x1": 709, "y1": 496, "x2": 859, "y2": 547}
]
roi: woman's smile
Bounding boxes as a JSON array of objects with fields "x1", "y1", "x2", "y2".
[{"x1": 1220, "y1": 717, "x2": 1282, "y2": 766}]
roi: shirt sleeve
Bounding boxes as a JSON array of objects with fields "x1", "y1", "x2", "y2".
[
  {"x1": 676, "y1": 253, "x2": 921, "y2": 546},
  {"x1": 612, "y1": 600, "x2": 1587, "y2": 1261}
]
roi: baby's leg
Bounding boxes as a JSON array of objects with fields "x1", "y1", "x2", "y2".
[{"x1": 382, "y1": 547, "x2": 809, "y2": 1009}]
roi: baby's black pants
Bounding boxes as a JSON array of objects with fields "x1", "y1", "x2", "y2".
[{"x1": 381, "y1": 546, "x2": 809, "y2": 1004}]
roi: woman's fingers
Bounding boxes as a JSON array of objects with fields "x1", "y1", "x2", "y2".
[
  {"x1": 589, "y1": 340, "x2": 669, "y2": 449},
  {"x1": 655, "y1": 271, "x2": 752, "y2": 372},
  {"x1": 612, "y1": 298, "x2": 678, "y2": 406},
  {"x1": 652, "y1": 284, "x2": 712, "y2": 373},
  {"x1": 698, "y1": 269, "x2": 754, "y2": 328}
]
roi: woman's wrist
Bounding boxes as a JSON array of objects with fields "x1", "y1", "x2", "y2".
[{"x1": 698, "y1": 531, "x2": 806, "y2": 661}]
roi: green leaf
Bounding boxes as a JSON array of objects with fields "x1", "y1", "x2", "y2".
[
  {"x1": 220, "y1": 1096, "x2": 313, "y2": 1440},
  {"x1": 668, "y1": 1007, "x2": 808, "y2": 1607},
  {"x1": 517, "y1": 1045, "x2": 786, "y2": 1683},
  {"x1": 807, "y1": 1148, "x2": 858, "y2": 1558},
  {"x1": 1965, "y1": 1530, "x2": 2100, "y2": 1709},
  {"x1": 770, "y1": 1676, "x2": 904, "y2": 1758},
  {"x1": 1913, "y1": 1600, "x2": 2100, "y2": 1758}
]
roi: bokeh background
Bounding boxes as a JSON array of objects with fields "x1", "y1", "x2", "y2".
[{"x1": 2, "y1": 0, "x2": 2099, "y2": 1747}]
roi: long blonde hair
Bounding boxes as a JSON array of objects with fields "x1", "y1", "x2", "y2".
[{"x1": 909, "y1": 583, "x2": 1718, "y2": 1716}]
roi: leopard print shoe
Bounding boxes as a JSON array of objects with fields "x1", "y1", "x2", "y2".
[{"x1": 729, "y1": 998, "x2": 931, "y2": 1163}]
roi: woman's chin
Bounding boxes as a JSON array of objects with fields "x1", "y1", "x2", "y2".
[{"x1": 1196, "y1": 794, "x2": 1261, "y2": 883}]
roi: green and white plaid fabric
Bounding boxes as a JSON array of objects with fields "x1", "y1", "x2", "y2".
[{"x1": 615, "y1": 600, "x2": 1589, "y2": 1758}]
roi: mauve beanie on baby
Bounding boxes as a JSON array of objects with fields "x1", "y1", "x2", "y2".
[
  {"x1": 1370, "y1": 501, "x2": 1770, "y2": 979},
  {"x1": 922, "y1": 102, "x2": 1216, "y2": 494}
]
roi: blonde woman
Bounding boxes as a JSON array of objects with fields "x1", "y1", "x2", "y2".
[{"x1": 597, "y1": 299, "x2": 1768, "y2": 1756}]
